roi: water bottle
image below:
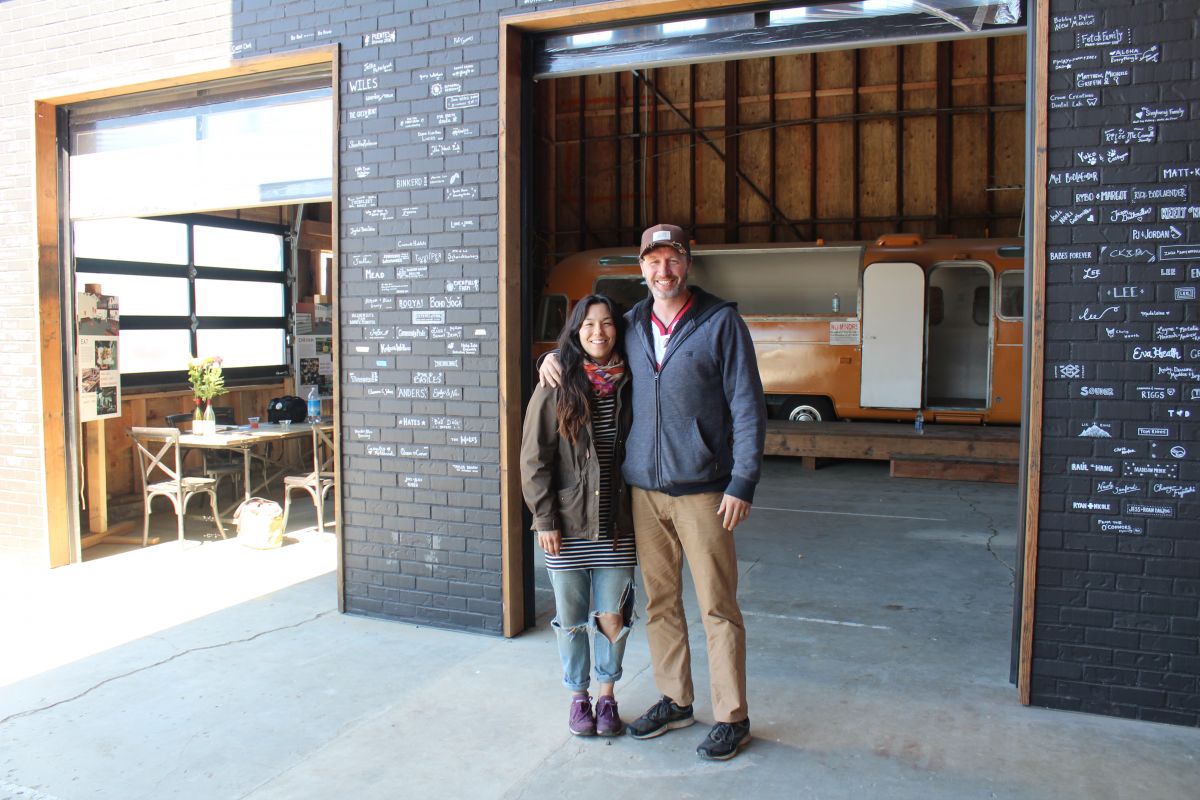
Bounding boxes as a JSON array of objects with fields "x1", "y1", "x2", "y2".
[
  {"x1": 306, "y1": 386, "x2": 321, "y2": 424},
  {"x1": 831, "y1": 292, "x2": 841, "y2": 314},
  {"x1": 914, "y1": 410, "x2": 924, "y2": 434}
]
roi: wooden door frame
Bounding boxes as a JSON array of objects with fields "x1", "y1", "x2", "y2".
[
  {"x1": 34, "y1": 47, "x2": 340, "y2": 573},
  {"x1": 1017, "y1": 0, "x2": 1049, "y2": 705}
]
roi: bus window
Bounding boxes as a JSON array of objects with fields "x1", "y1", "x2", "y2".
[
  {"x1": 999, "y1": 271, "x2": 1023, "y2": 319},
  {"x1": 537, "y1": 294, "x2": 567, "y2": 341},
  {"x1": 594, "y1": 276, "x2": 648, "y2": 314}
]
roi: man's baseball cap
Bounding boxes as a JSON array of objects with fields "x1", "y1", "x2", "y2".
[{"x1": 639, "y1": 223, "x2": 690, "y2": 258}]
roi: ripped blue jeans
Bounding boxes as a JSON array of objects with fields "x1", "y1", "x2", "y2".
[{"x1": 547, "y1": 567, "x2": 635, "y2": 692}]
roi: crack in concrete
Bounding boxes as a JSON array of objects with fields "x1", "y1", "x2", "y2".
[
  {"x1": 955, "y1": 487, "x2": 1015, "y2": 586},
  {"x1": 0, "y1": 610, "x2": 334, "y2": 728}
]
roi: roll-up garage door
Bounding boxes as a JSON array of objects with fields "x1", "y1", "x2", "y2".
[
  {"x1": 68, "y1": 67, "x2": 333, "y2": 220},
  {"x1": 530, "y1": 1, "x2": 1024, "y2": 79}
]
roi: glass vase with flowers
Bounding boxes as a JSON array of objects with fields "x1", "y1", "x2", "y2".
[{"x1": 187, "y1": 356, "x2": 227, "y2": 435}]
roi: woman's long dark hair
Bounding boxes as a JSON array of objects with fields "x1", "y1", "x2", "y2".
[{"x1": 555, "y1": 294, "x2": 625, "y2": 443}]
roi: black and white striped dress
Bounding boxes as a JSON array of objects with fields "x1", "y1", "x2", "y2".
[{"x1": 544, "y1": 390, "x2": 637, "y2": 572}]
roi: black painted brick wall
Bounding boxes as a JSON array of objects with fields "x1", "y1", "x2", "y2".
[
  {"x1": 1037, "y1": 0, "x2": 1200, "y2": 725},
  {"x1": 229, "y1": 0, "x2": 537, "y2": 634}
]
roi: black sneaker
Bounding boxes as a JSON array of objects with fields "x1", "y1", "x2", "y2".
[
  {"x1": 626, "y1": 696, "x2": 695, "y2": 739},
  {"x1": 696, "y1": 719, "x2": 751, "y2": 761}
]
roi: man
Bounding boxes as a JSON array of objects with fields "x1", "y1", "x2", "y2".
[{"x1": 540, "y1": 223, "x2": 766, "y2": 761}]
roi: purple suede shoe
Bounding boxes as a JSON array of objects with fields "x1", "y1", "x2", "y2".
[
  {"x1": 569, "y1": 695, "x2": 595, "y2": 736},
  {"x1": 595, "y1": 695, "x2": 623, "y2": 737}
]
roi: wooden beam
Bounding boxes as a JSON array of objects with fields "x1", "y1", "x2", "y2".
[
  {"x1": 551, "y1": 101, "x2": 1025, "y2": 146},
  {"x1": 81, "y1": 520, "x2": 139, "y2": 549},
  {"x1": 85, "y1": 420, "x2": 108, "y2": 534},
  {"x1": 498, "y1": 20, "x2": 526, "y2": 638},
  {"x1": 35, "y1": 101, "x2": 72, "y2": 568},
  {"x1": 502, "y1": 0, "x2": 770, "y2": 32},
  {"x1": 1018, "y1": 1, "x2": 1050, "y2": 707},
  {"x1": 552, "y1": 74, "x2": 1027, "y2": 123},
  {"x1": 764, "y1": 421, "x2": 1020, "y2": 462},
  {"x1": 299, "y1": 219, "x2": 333, "y2": 251},
  {"x1": 38, "y1": 46, "x2": 338, "y2": 106},
  {"x1": 890, "y1": 458, "x2": 1018, "y2": 484},
  {"x1": 329, "y1": 49, "x2": 345, "y2": 615}
]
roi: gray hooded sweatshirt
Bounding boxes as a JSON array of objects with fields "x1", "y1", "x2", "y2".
[{"x1": 620, "y1": 286, "x2": 767, "y2": 502}]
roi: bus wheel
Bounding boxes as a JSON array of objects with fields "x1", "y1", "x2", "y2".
[{"x1": 781, "y1": 397, "x2": 835, "y2": 423}]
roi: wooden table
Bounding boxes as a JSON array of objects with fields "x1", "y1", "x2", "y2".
[{"x1": 177, "y1": 421, "x2": 334, "y2": 515}]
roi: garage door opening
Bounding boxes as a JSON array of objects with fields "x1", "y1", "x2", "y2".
[
  {"x1": 498, "y1": 0, "x2": 1030, "y2": 670},
  {"x1": 39, "y1": 60, "x2": 338, "y2": 568}
]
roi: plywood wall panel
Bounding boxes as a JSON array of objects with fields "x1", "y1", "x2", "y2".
[
  {"x1": 694, "y1": 140, "x2": 725, "y2": 239},
  {"x1": 738, "y1": 125, "x2": 772, "y2": 239},
  {"x1": 860, "y1": 45, "x2": 897, "y2": 87},
  {"x1": 859, "y1": 118, "x2": 896, "y2": 219},
  {"x1": 737, "y1": 59, "x2": 772, "y2": 123},
  {"x1": 775, "y1": 124, "x2": 812, "y2": 238},
  {"x1": 816, "y1": 120, "x2": 854, "y2": 216},
  {"x1": 993, "y1": 36, "x2": 1028, "y2": 105},
  {"x1": 902, "y1": 114, "x2": 938, "y2": 225},
  {"x1": 952, "y1": 114, "x2": 988, "y2": 215},
  {"x1": 536, "y1": 35, "x2": 1025, "y2": 254},
  {"x1": 656, "y1": 128, "x2": 694, "y2": 227},
  {"x1": 815, "y1": 49, "x2": 855, "y2": 117}
]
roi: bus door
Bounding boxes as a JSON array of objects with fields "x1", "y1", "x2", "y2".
[
  {"x1": 860, "y1": 261, "x2": 924, "y2": 409},
  {"x1": 924, "y1": 262, "x2": 994, "y2": 409}
]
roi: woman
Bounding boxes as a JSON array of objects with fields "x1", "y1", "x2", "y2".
[{"x1": 520, "y1": 294, "x2": 636, "y2": 737}]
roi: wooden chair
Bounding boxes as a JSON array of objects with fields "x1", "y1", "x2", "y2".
[
  {"x1": 282, "y1": 425, "x2": 336, "y2": 534},
  {"x1": 131, "y1": 427, "x2": 226, "y2": 545},
  {"x1": 164, "y1": 408, "x2": 244, "y2": 498}
]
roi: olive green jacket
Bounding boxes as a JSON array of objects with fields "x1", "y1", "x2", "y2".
[{"x1": 519, "y1": 376, "x2": 634, "y2": 542}]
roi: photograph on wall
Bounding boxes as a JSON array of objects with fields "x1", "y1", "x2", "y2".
[
  {"x1": 295, "y1": 334, "x2": 333, "y2": 398},
  {"x1": 94, "y1": 338, "x2": 118, "y2": 370},
  {"x1": 77, "y1": 292, "x2": 121, "y2": 422},
  {"x1": 300, "y1": 357, "x2": 321, "y2": 386},
  {"x1": 77, "y1": 292, "x2": 120, "y2": 337}
]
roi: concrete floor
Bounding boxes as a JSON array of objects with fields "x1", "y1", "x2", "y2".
[{"x1": 1, "y1": 459, "x2": 1197, "y2": 799}]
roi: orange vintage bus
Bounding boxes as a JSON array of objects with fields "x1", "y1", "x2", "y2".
[{"x1": 534, "y1": 234, "x2": 1024, "y2": 425}]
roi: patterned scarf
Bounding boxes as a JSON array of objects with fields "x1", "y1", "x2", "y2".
[{"x1": 582, "y1": 354, "x2": 625, "y2": 396}]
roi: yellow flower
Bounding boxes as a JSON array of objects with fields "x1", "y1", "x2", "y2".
[{"x1": 187, "y1": 354, "x2": 227, "y2": 401}]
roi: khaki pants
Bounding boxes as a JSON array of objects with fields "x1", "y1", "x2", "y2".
[{"x1": 632, "y1": 487, "x2": 748, "y2": 723}]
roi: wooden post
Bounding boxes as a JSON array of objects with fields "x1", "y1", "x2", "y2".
[
  {"x1": 1018, "y1": 0, "x2": 1050, "y2": 706},
  {"x1": 85, "y1": 419, "x2": 108, "y2": 535},
  {"x1": 82, "y1": 282, "x2": 109, "y2": 535}
]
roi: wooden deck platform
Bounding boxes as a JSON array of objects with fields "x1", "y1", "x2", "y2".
[{"x1": 764, "y1": 420, "x2": 1021, "y2": 483}]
